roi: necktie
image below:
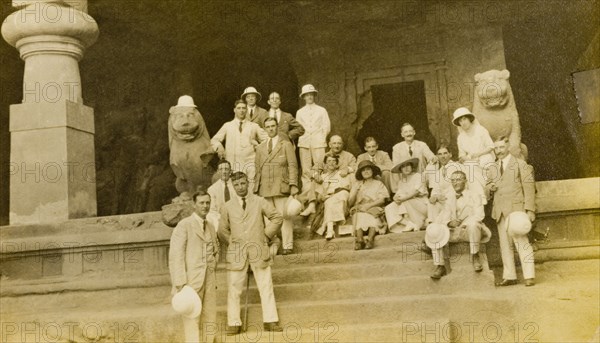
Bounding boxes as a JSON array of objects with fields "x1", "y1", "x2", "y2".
[
  {"x1": 500, "y1": 160, "x2": 504, "y2": 176},
  {"x1": 242, "y1": 197, "x2": 246, "y2": 210},
  {"x1": 239, "y1": 121, "x2": 243, "y2": 133},
  {"x1": 456, "y1": 192, "x2": 463, "y2": 199},
  {"x1": 408, "y1": 146, "x2": 413, "y2": 157},
  {"x1": 224, "y1": 184, "x2": 230, "y2": 202},
  {"x1": 268, "y1": 138, "x2": 273, "y2": 154},
  {"x1": 250, "y1": 109, "x2": 254, "y2": 120}
]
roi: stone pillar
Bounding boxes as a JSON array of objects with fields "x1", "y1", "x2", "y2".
[{"x1": 2, "y1": 0, "x2": 99, "y2": 224}]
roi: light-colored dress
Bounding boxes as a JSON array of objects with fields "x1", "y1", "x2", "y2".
[
  {"x1": 385, "y1": 172, "x2": 428, "y2": 231},
  {"x1": 457, "y1": 120, "x2": 494, "y2": 203},
  {"x1": 351, "y1": 179, "x2": 389, "y2": 233},
  {"x1": 317, "y1": 169, "x2": 351, "y2": 224}
]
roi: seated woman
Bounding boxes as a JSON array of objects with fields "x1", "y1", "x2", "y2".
[
  {"x1": 385, "y1": 157, "x2": 428, "y2": 233},
  {"x1": 314, "y1": 154, "x2": 351, "y2": 240},
  {"x1": 349, "y1": 160, "x2": 390, "y2": 250}
]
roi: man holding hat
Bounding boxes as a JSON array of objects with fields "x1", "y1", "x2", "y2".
[
  {"x1": 254, "y1": 117, "x2": 300, "y2": 255},
  {"x1": 425, "y1": 171, "x2": 492, "y2": 279},
  {"x1": 169, "y1": 190, "x2": 220, "y2": 342},
  {"x1": 486, "y1": 136, "x2": 536, "y2": 287},
  {"x1": 241, "y1": 86, "x2": 268, "y2": 125},
  {"x1": 296, "y1": 84, "x2": 331, "y2": 182}
]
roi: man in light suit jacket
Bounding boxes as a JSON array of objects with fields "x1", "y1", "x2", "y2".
[
  {"x1": 427, "y1": 171, "x2": 491, "y2": 279},
  {"x1": 296, "y1": 84, "x2": 331, "y2": 180},
  {"x1": 486, "y1": 136, "x2": 536, "y2": 287},
  {"x1": 169, "y1": 191, "x2": 220, "y2": 343},
  {"x1": 207, "y1": 159, "x2": 235, "y2": 230},
  {"x1": 211, "y1": 100, "x2": 267, "y2": 189},
  {"x1": 218, "y1": 172, "x2": 284, "y2": 335},
  {"x1": 255, "y1": 117, "x2": 299, "y2": 255},
  {"x1": 241, "y1": 86, "x2": 269, "y2": 125},
  {"x1": 256, "y1": 92, "x2": 305, "y2": 143},
  {"x1": 391, "y1": 123, "x2": 437, "y2": 192}
]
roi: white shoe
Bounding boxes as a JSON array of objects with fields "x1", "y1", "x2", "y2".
[
  {"x1": 401, "y1": 224, "x2": 416, "y2": 232},
  {"x1": 325, "y1": 231, "x2": 334, "y2": 240}
]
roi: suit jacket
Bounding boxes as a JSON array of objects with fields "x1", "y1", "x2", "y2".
[
  {"x1": 210, "y1": 119, "x2": 267, "y2": 167},
  {"x1": 218, "y1": 194, "x2": 282, "y2": 270},
  {"x1": 488, "y1": 155, "x2": 536, "y2": 221},
  {"x1": 207, "y1": 179, "x2": 235, "y2": 214},
  {"x1": 296, "y1": 104, "x2": 330, "y2": 149},
  {"x1": 254, "y1": 135, "x2": 299, "y2": 196},
  {"x1": 257, "y1": 110, "x2": 305, "y2": 142},
  {"x1": 392, "y1": 140, "x2": 435, "y2": 173},
  {"x1": 169, "y1": 213, "x2": 219, "y2": 291},
  {"x1": 357, "y1": 151, "x2": 393, "y2": 171},
  {"x1": 247, "y1": 106, "x2": 268, "y2": 125}
]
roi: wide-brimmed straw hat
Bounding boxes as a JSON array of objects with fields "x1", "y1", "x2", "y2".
[
  {"x1": 391, "y1": 157, "x2": 419, "y2": 173},
  {"x1": 355, "y1": 160, "x2": 382, "y2": 180},
  {"x1": 452, "y1": 107, "x2": 475, "y2": 126},
  {"x1": 241, "y1": 87, "x2": 262, "y2": 101}
]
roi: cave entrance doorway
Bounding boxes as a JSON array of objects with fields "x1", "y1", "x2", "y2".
[{"x1": 357, "y1": 80, "x2": 436, "y2": 154}]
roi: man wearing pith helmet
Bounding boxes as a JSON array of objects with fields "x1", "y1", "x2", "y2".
[
  {"x1": 241, "y1": 86, "x2": 268, "y2": 125},
  {"x1": 296, "y1": 84, "x2": 331, "y2": 182}
]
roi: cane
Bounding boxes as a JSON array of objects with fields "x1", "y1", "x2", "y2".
[{"x1": 243, "y1": 269, "x2": 251, "y2": 332}]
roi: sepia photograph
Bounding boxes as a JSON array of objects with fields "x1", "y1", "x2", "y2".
[{"x1": 0, "y1": 0, "x2": 598, "y2": 342}]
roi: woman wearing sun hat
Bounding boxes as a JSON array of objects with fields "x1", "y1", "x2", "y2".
[
  {"x1": 384, "y1": 156, "x2": 429, "y2": 233},
  {"x1": 348, "y1": 160, "x2": 390, "y2": 250}
]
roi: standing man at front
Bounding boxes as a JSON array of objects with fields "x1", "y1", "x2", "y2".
[
  {"x1": 487, "y1": 136, "x2": 536, "y2": 287},
  {"x1": 242, "y1": 86, "x2": 268, "y2": 125},
  {"x1": 255, "y1": 117, "x2": 299, "y2": 255},
  {"x1": 219, "y1": 172, "x2": 284, "y2": 335},
  {"x1": 296, "y1": 84, "x2": 331, "y2": 180},
  {"x1": 211, "y1": 100, "x2": 267, "y2": 189},
  {"x1": 169, "y1": 191, "x2": 219, "y2": 342}
]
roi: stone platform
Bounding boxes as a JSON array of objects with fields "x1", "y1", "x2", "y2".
[{"x1": 0, "y1": 177, "x2": 599, "y2": 342}]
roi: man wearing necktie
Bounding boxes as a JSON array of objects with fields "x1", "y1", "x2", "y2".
[
  {"x1": 255, "y1": 92, "x2": 305, "y2": 144},
  {"x1": 426, "y1": 171, "x2": 492, "y2": 279},
  {"x1": 486, "y1": 136, "x2": 536, "y2": 287},
  {"x1": 169, "y1": 190, "x2": 220, "y2": 342},
  {"x1": 391, "y1": 123, "x2": 437, "y2": 192},
  {"x1": 211, "y1": 100, "x2": 267, "y2": 190},
  {"x1": 218, "y1": 172, "x2": 284, "y2": 335},
  {"x1": 207, "y1": 159, "x2": 235, "y2": 230},
  {"x1": 255, "y1": 117, "x2": 299, "y2": 255},
  {"x1": 241, "y1": 86, "x2": 268, "y2": 125}
]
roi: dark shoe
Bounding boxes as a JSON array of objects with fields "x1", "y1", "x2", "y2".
[
  {"x1": 524, "y1": 278, "x2": 535, "y2": 287},
  {"x1": 495, "y1": 279, "x2": 518, "y2": 287},
  {"x1": 264, "y1": 322, "x2": 283, "y2": 332},
  {"x1": 226, "y1": 326, "x2": 241, "y2": 336},
  {"x1": 430, "y1": 265, "x2": 447, "y2": 279},
  {"x1": 354, "y1": 241, "x2": 364, "y2": 250},
  {"x1": 282, "y1": 249, "x2": 293, "y2": 255},
  {"x1": 472, "y1": 254, "x2": 483, "y2": 272}
]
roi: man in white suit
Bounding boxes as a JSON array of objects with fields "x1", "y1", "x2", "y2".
[
  {"x1": 218, "y1": 172, "x2": 284, "y2": 335},
  {"x1": 255, "y1": 117, "x2": 299, "y2": 255},
  {"x1": 296, "y1": 84, "x2": 330, "y2": 180},
  {"x1": 169, "y1": 191, "x2": 220, "y2": 342},
  {"x1": 211, "y1": 100, "x2": 267, "y2": 189},
  {"x1": 207, "y1": 159, "x2": 236, "y2": 230},
  {"x1": 486, "y1": 136, "x2": 536, "y2": 287}
]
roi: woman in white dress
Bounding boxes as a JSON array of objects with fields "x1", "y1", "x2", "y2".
[
  {"x1": 453, "y1": 107, "x2": 494, "y2": 203},
  {"x1": 348, "y1": 160, "x2": 390, "y2": 250},
  {"x1": 385, "y1": 157, "x2": 429, "y2": 233},
  {"x1": 315, "y1": 155, "x2": 351, "y2": 240}
]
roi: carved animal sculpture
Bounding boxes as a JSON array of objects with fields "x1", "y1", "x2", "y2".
[
  {"x1": 473, "y1": 69, "x2": 527, "y2": 159},
  {"x1": 168, "y1": 106, "x2": 215, "y2": 196}
]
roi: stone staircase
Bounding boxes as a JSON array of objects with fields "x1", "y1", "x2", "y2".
[{"x1": 3, "y1": 229, "x2": 598, "y2": 343}]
